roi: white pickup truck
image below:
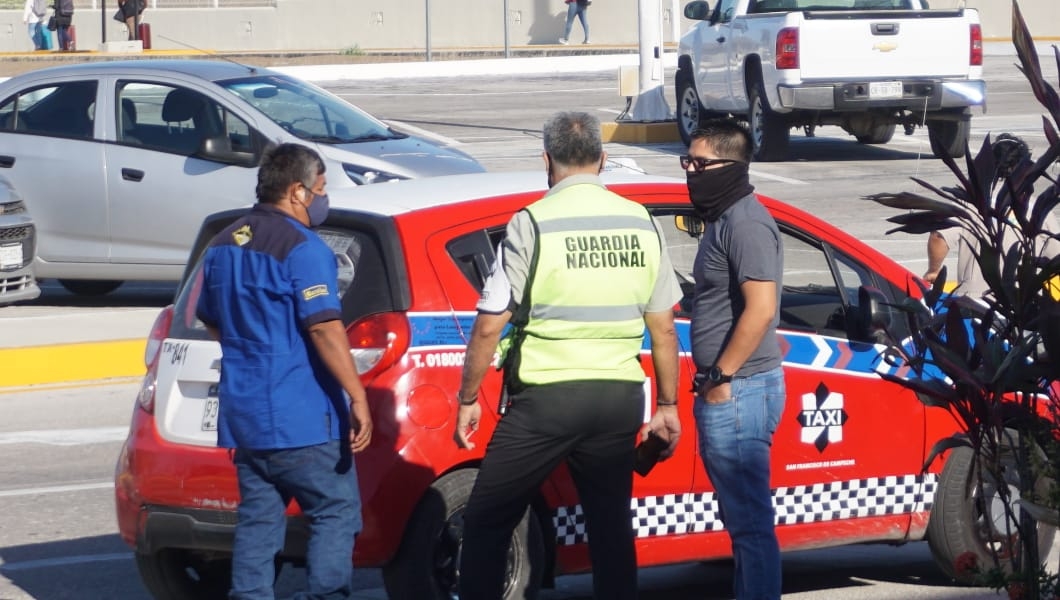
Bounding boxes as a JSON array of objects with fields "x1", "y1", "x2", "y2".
[{"x1": 675, "y1": 0, "x2": 986, "y2": 161}]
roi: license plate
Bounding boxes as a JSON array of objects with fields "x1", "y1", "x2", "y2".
[
  {"x1": 201, "y1": 385, "x2": 219, "y2": 431},
  {"x1": 869, "y1": 81, "x2": 903, "y2": 99},
  {"x1": 0, "y1": 244, "x2": 22, "y2": 269}
]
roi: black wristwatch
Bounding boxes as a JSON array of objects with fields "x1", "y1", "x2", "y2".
[{"x1": 707, "y1": 366, "x2": 733, "y2": 385}]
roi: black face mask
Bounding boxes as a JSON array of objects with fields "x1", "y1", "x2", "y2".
[{"x1": 686, "y1": 161, "x2": 754, "y2": 222}]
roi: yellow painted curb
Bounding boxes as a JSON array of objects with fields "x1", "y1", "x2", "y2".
[
  {"x1": 0, "y1": 339, "x2": 146, "y2": 388},
  {"x1": 601, "y1": 121, "x2": 681, "y2": 144}
]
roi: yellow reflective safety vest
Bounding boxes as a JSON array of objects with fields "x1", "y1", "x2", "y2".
[{"x1": 510, "y1": 183, "x2": 662, "y2": 386}]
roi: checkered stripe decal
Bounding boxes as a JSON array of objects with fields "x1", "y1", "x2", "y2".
[{"x1": 552, "y1": 473, "x2": 938, "y2": 546}]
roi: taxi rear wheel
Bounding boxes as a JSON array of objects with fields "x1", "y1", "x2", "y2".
[
  {"x1": 382, "y1": 468, "x2": 544, "y2": 599},
  {"x1": 927, "y1": 441, "x2": 1057, "y2": 584},
  {"x1": 134, "y1": 549, "x2": 231, "y2": 600}
]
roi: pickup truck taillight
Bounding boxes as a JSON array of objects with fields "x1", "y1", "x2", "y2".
[
  {"x1": 776, "y1": 27, "x2": 799, "y2": 70},
  {"x1": 969, "y1": 24, "x2": 983, "y2": 66}
]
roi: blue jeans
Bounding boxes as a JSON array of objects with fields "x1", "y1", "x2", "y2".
[
  {"x1": 694, "y1": 366, "x2": 785, "y2": 600},
  {"x1": 563, "y1": 2, "x2": 589, "y2": 42},
  {"x1": 230, "y1": 440, "x2": 362, "y2": 600}
]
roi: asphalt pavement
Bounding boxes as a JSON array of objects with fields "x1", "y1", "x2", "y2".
[{"x1": 0, "y1": 39, "x2": 1045, "y2": 388}]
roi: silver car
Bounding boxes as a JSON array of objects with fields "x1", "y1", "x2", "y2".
[
  {"x1": 0, "y1": 176, "x2": 40, "y2": 305},
  {"x1": 0, "y1": 60, "x2": 485, "y2": 296}
]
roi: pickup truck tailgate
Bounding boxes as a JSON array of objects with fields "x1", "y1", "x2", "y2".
[{"x1": 797, "y1": 11, "x2": 973, "y2": 80}]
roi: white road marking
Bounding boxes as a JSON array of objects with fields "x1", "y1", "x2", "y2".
[
  {"x1": 340, "y1": 87, "x2": 612, "y2": 97},
  {"x1": 0, "y1": 427, "x2": 128, "y2": 446},
  {"x1": 0, "y1": 481, "x2": 112, "y2": 498},
  {"x1": 0, "y1": 552, "x2": 130, "y2": 572},
  {"x1": 384, "y1": 119, "x2": 464, "y2": 147},
  {"x1": 750, "y1": 170, "x2": 808, "y2": 185}
]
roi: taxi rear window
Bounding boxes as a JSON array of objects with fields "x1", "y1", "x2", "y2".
[{"x1": 169, "y1": 226, "x2": 394, "y2": 340}]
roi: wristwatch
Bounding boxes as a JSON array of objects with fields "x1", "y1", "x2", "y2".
[{"x1": 707, "y1": 366, "x2": 732, "y2": 385}]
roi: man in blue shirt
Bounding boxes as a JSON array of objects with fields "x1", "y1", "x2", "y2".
[{"x1": 196, "y1": 143, "x2": 372, "y2": 600}]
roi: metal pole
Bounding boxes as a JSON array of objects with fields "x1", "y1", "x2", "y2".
[
  {"x1": 101, "y1": 0, "x2": 106, "y2": 44},
  {"x1": 503, "y1": 0, "x2": 510, "y2": 59},
  {"x1": 425, "y1": 0, "x2": 432, "y2": 62}
]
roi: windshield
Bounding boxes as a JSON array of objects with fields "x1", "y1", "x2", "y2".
[{"x1": 219, "y1": 75, "x2": 404, "y2": 144}]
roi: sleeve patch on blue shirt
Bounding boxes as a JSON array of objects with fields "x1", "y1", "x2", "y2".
[{"x1": 302, "y1": 284, "x2": 330, "y2": 301}]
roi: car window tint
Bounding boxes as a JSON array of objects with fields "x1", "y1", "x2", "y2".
[
  {"x1": 117, "y1": 81, "x2": 247, "y2": 158},
  {"x1": 0, "y1": 80, "x2": 97, "y2": 140}
]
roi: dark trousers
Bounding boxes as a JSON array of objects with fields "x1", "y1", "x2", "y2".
[{"x1": 458, "y1": 380, "x2": 643, "y2": 600}]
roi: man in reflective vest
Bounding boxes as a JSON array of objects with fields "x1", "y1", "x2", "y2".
[{"x1": 453, "y1": 111, "x2": 682, "y2": 599}]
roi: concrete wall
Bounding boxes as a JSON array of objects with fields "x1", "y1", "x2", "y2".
[{"x1": 0, "y1": 0, "x2": 1055, "y2": 53}]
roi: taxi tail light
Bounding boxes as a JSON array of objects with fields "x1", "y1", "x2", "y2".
[
  {"x1": 137, "y1": 305, "x2": 174, "y2": 413},
  {"x1": 776, "y1": 27, "x2": 799, "y2": 70},
  {"x1": 347, "y1": 312, "x2": 410, "y2": 383},
  {"x1": 969, "y1": 24, "x2": 983, "y2": 66}
]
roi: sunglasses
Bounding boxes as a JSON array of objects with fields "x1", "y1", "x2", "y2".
[{"x1": 679, "y1": 155, "x2": 740, "y2": 172}]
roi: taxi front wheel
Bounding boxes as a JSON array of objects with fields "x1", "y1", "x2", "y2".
[
  {"x1": 926, "y1": 439, "x2": 1057, "y2": 585},
  {"x1": 382, "y1": 468, "x2": 545, "y2": 599}
]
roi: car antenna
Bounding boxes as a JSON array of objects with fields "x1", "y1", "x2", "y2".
[{"x1": 155, "y1": 34, "x2": 258, "y2": 74}]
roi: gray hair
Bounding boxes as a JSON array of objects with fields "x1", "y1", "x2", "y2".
[
  {"x1": 255, "y1": 143, "x2": 325, "y2": 204},
  {"x1": 542, "y1": 111, "x2": 603, "y2": 167}
]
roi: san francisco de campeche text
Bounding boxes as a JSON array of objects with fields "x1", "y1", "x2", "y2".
[{"x1": 565, "y1": 234, "x2": 646, "y2": 269}]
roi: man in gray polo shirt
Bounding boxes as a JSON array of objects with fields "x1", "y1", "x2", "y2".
[{"x1": 683, "y1": 118, "x2": 785, "y2": 600}]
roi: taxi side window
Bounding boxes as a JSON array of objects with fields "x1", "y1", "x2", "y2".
[
  {"x1": 0, "y1": 81, "x2": 97, "y2": 140},
  {"x1": 448, "y1": 228, "x2": 505, "y2": 292},
  {"x1": 780, "y1": 229, "x2": 874, "y2": 336}
]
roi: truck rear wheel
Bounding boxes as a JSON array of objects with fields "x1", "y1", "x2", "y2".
[
  {"x1": 676, "y1": 71, "x2": 702, "y2": 147},
  {"x1": 382, "y1": 469, "x2": 544, "y2": 600},
  {"x1": 748, "y1": 80, "x2": 789, "y2": 162},
  {"x1": 927, "y1": 111, "x2": 970, "y2": 159},
  {"x1": 927, "y1": 442, "x2": 1057, "y2": 584}
]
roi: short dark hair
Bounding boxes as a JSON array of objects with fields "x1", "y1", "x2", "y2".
[
  {"x1": 690, "y1": 118, "x2": 753, "y2": 163},
  {"x1": 543, "y1": 111, "x2": 603, "y2": 167},
  {"x1": 255, "y1": 143, "x2": 325, "y2": 204}
]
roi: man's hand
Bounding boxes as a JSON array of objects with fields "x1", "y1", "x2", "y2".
[
  {"x1": 453, "y1": 402, "x2": 482, "y2": 450},
  {"x1": 642, "y1": 405, "x2": 681, "y2": 459},
  {"x1": 349, "y1": 400, "x2": 372, "y2": 454},
  {"x1": 698, "y1": 381, "x2": 732, "y2": 405}
]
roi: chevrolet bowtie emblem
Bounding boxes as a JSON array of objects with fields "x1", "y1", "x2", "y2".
[{"x1": 873, "y1": 42, "x2": 898, "y2": 52}]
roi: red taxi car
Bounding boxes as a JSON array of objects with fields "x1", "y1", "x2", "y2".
[{"x1": 115, "y1": 171, "x2": 1029, "y2": 599}]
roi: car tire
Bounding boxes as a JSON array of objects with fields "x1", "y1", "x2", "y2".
[
  {"x1": 382, "y1": 469, "x2": 544, "y2": 600},
  {"x1": 58, "y1": 279, "x2": 123, "y2": 296},
  {"x1": 748, "y1": 79, "x2": 789, "y2": 162},
  {"x1": 676, "y1": 70, "x2": 702, "y2": 147},
  {"x1": 927, "y1": 111, "x2": 970, "y2": 159},
  {"x1": 855, "y1": 123, "x2": 896, "y2": 145},
  {"x1": 927, "y1": 441, "x2": 1057, "y2": 584},
  {"x1": 135, "y1": 549, "x2": 232, "y2": 600}
]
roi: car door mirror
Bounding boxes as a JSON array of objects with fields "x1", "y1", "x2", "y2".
[
  {"x1": 199, "y1": 135, "x2": 257, "y2": 168},
  {"x1": 852, "y1": 285, "x2": 893, "y2": 344},
  {"x1": 684, "y1": 0, "x2": 713, "y2": 20},
  {"x1": 674, "y1": 214, "x2": 705, "y2": 237}
]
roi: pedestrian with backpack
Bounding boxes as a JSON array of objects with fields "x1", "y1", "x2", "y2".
[
  {"x1": 23, "y1": 0, "x2": 47, "y2": 50},
  {"x1": 51, "y1": 0, "x2": 74, "y2": 51}
]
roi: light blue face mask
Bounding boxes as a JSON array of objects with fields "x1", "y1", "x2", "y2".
[{"x1": 303, "y1": 186, "x2": 329, "y2": 227}]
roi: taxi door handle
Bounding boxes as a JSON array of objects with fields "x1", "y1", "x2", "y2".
[
  {"x1": 0, "y1": 156, "x2": 13, "y2": 168},
  {"x1": 122, "y1": 168, "x2": 144, "y2": 182}
]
